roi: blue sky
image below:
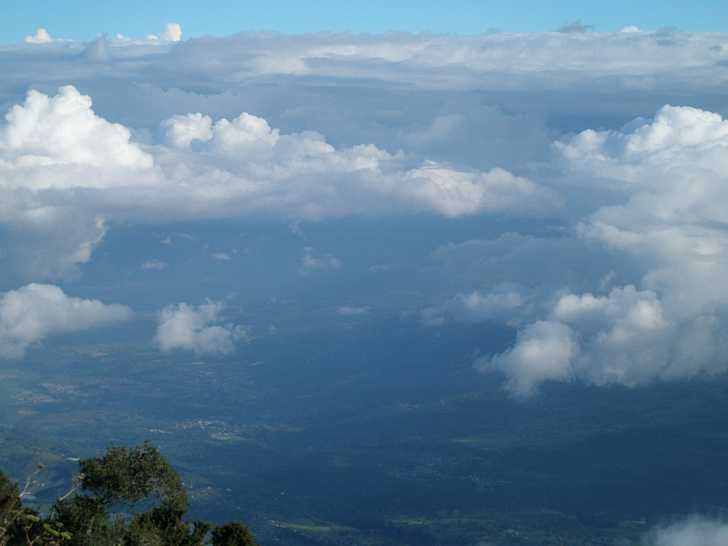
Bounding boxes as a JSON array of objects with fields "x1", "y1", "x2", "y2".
[{"x1": 1, "y1": 0, "x2": 726, "y2": 42}]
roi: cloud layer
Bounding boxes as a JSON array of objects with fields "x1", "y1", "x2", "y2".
[
  {"x1": 2, "y1": 28, "x2": 728, "y2": 395},
  {"x1": 4, "y1": 29, "x2": 728, "y2": 98}
]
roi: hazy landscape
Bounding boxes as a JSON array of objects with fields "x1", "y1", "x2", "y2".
[{"x1": 5, "y1": 301, "x2": 728, "y2": 544}]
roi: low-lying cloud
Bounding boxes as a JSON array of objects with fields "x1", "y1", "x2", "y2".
[
  {"x1": 478, "y1": 104, "x2": 728, "y2": 395},
  {"x1": 647, "y1": 517, "x2": 728, "y2": 546},
  {"x1": 155, "y1": 301, "x2": 245, "y2": 355},
  {"x1": 0, "y1": 284, "x2": 132, "y2": 358}
]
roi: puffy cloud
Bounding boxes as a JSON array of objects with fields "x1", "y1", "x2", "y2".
[
  {"x1": 208, "y1": 112, "x2": 281, "y2": 155},
  {"x1": 157, "y1": 111, "x2": 552, "y2": 220},
  {"x1": 556, "y1": 105, "x2": 728, "y2": 187},
  {"x1": 0, "y1": 87, "x2": 152, "y2": 280},
  {"x1": 162, "y1": 113, "x2": 212, "y2": 148},
  {"x1": 0, "y1": 86, "x2": 556, "y2": 281},
  {"x1": 477, "y1": 104, "x2": 728, "y2": 396},
  {"x1": 24, "y1": 28, "x2": 52, "y2": 45},
  {"x1": 559, "y1": 104, "x2": 728, "y2": 315},
  {"x1": 647, "y1": 517, "x2": 728, "y2": 546},
  {"x1": 481, "y1": 283, "x2": 728, "y2": 395},
  {"x1": 0, "y1": 283, "x2": 132, "y2": 358},
  {"x1": 0, "y1": 85, "x2": 153, "y2": 183},
  {"x1": 155, "y1": 301, "x2": 245, "y2": 355},
  {"x1": 548, "y1": 287, "x2": 674, "y2": 385},
  {"x1": 478, "y1": 321, "x2": 577, "y2": 398},
  {"x1": 398, "y1": 163, "x2": 557, "y2": 218}
]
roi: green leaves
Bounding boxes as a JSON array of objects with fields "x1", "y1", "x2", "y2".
[
  {"x1": 211, "y1": 523, "x2": 258, "y2": 546},
  {"x1": 1, "y1": 443, "x2": 256, "y2": 545},
  {"x1": 79, "y1": 441, "x2": 188, "y2": 513}
]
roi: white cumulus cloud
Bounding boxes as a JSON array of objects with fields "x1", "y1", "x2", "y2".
[
  {"x1": 476, "y1": 104, "x2": 728, "y2": 396},
  {"x1": 155, "y1": 301, "x2": 245, "y2": 355},
  {"x1": 0, "y1": 284, "x2": 132, "y2": 358},
  {"x1": 24, "y1": 28, "x2": 53, "y2": 45},
  {"x1": 0, "y1": 86, "x2": 153, "y2": 184},
  {"x1": 480, "y1": 283, "x2": 728, "y2": 396},
  {"x1": 162, "y1": 113, "x2": 212, "y2": 148},
  {"x1": 479, "y1": 320, "x2": 578, "y2": 398},
  {"x1": 0, "y1": 87, "x2": 556, "y2": 281}
]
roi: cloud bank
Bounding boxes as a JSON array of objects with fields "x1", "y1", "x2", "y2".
[
  {"x1": 475, "y1": 103, "x2": 728, "y2": 396},
  {"x1": 1, "y1": 28, "x2": 728, "y2": 394},
  {"x1": 4, "y1": 29, "x2": 728, "y2": 95}
]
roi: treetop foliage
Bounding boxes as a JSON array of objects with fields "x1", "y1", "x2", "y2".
[{"x1": 0, "y1": 443, "x2": 256, "y2": 546}]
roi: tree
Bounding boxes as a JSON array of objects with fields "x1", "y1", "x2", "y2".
[
  {"x1": 211, "y1": 523, "x2": 257, "y2": 546},
  {"x1": 0, "y1": 474, "x2": 20, "y2": 545},
  {"x1": 0, "y1": 443, "x2": 256, "y2": 546},
  {"x1": 78, "y1": 442, "x2": 188, "y2": 513}
]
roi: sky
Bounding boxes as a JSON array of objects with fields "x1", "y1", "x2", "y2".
[
  {"x1": 3, "y1": 7, "x2": 728, "y2": 543},
  {"x1": 1, "y1": 0, "x2": 728, "y2": 42},
  {"x1": 3, "y1": 24, "x2": 728, "y2": 389}
]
